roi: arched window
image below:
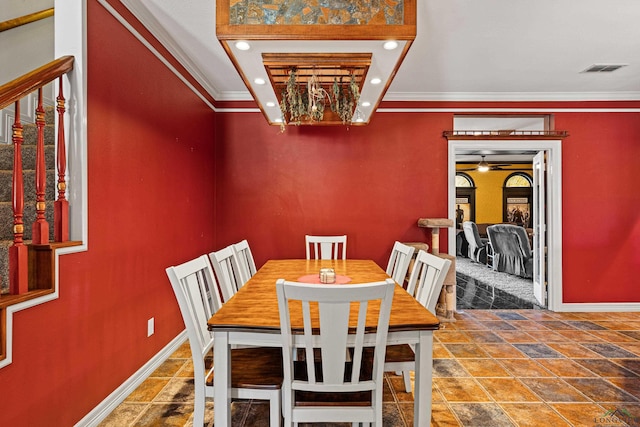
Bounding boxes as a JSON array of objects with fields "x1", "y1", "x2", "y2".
[
  {"x1": 456, "y1": 172, "x2": 474, "y2": 188},
  {"x1": 505, "y1": 172, "x2": 532, "y2": 187},
  {"x1": 503, "y1": 172, "x2": 533, "y2": 226},
  {"x1": 455, "y1": 173, "x2": 476, "y2": 227}
]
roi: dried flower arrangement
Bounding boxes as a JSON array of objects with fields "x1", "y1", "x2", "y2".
[{"x1": 279, "y1": 68, "x2": 360, "y2": 128}]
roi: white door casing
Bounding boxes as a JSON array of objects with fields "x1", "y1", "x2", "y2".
[
  {"x1": 532, "y1": 151, "x2": 546, "y2": 306},
  {"x1": 448, "y1": 139, "x2": 562, "y2": 311}
]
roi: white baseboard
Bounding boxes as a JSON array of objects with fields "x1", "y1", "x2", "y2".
[
  {"x1": 557, "y1": 302, "x2": 640, "y2": 312},
  {"x1": 75, "y1": 330, "x2": 187, "y2": 427}
]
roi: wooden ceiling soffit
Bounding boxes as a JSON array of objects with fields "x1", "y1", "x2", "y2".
[
  {"x1": 215, "y1": 1, "x2": 416, "y2": 126},
  {"x1": 216, "y1": 1, "x2": 416, "y2": 40}
]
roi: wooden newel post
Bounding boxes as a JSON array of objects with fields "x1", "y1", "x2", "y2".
[
  {"x1": 10, "y1": 101, "x2": 29, "y2": 294},
  {"x1": 32, "y1": 88, "x2": 50, "y2": 244},
  {"x1": 54, "y1": 77, "x2": 69, "y2": 242}
]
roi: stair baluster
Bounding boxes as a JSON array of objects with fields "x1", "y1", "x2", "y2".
[
  {"x1": 9, "y1": 101, "x2": 28, "y2": 294},
  {"x1": 54, "y1": 77, "x2": 68, "y2": 242},
  {"x1": 31, "y1": 88, "x2": 49, "y2": 244}
]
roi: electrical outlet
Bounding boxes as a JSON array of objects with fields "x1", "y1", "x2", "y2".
[{"x1": 147, "y1": 318, "x2": 154, "y2": 337}]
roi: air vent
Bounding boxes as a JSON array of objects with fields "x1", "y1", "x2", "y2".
[{"x1": 581, "y1": 64, "x2": 627, "y2": 73}]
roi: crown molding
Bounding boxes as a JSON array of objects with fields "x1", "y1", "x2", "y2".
[{"x1": 119, "y1": 0, "x2": 223, "y2": 101}]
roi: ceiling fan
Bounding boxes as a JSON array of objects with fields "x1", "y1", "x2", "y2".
[{"x1": 457, "y1": 155, "x2": 520, "y2": 172}]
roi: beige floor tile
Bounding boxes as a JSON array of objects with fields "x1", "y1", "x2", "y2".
[
  {"x1": 434, "y1": 377, "x2": 491, "y2": 402},
  {"x1": 537, "y1": 358, "x2": 598, "y2": 378},
  {"x1": 124, "y1": 378, "x2": 171, "y2": 403},
  {"x1": 457, "y1": 358, "x2": 511, "y2": 377},
  {"x1": 499, "y1": 402, "x2": 571, "y2": 427},
  {"x1": 435, "y1": 330, "x2": 473, "y2": 343},
  {"x1": 476, "y1": 377, "x2": 541, "y2": 402},
  {"x1": 498, "y1": 358, "x2": 552, "y2": 377},
  {"x1": 481, "y1": 343, "x2": 526, "y2": 359},
  {"x1": 551, "y1": 403, "x2": 626, "y2": 426}
]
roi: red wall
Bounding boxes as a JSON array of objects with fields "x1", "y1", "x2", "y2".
[
  {"x1": 214, "y1": 112, "x2": 452, "y2": 268},
  {"x1": 214, "y1": 109, "x2": 640, "y2": 303},
  {"x1": 556, "y1": 112, "x2": 640, "y2": 302},
  {"x1": 0, "y1": 2, "x2": 216, "y2": 425}
]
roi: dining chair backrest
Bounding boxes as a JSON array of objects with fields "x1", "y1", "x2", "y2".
[
  {"x1": 276, "y1": 278, "x2": 395, "y2": 425},
  {"x1": 386, "y1": 241, "x2": 416, "y2": 286},
  {"x1": 167, "y1": 255, "x2": 283, "y2": 427},
  {"x1": 165, "y1": 255, "x2": 221, "y2": 427},
  {"x1": 208, "y1": 245, "x2": 244, "y2": 302},
  {"x1": 232, "y1": 239, "x2": 257, "y2": 285},
  {"x1": 406, "y1": 249, "x2": 452, "y2": 313},
  {"x1": 305, "y1": 234, "x2": 347, "y2": 260}
]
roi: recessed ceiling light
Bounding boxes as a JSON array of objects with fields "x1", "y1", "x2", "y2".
[
  {"x1": 361, "y1": 101, "x2": 371, "y2": 107},
  {"x1": 254, "y1": 78, "x2": 266, "y2": 85},
  {"x1": 370, "y1": 78, "x2": 382, "y2": 85},
  {"x1": 274, "y1": 117, "x2": 283, "y2": 123},
  {"x1": 235, "y1": 41, "x2": 250, "y2": 51},
  {"x1": 266, "y1": 101, "x2": 276, "y2": 107},
  {"x1": 355, "y1": 117, "x2": 365, "y2": 123},
  {"x1": 383, "y1": 41, "x2": 398, "y2": 50}
]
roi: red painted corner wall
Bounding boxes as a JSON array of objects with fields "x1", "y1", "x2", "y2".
[{"x1": 0, "y1": 3, "x2": 216, "y2": 425}]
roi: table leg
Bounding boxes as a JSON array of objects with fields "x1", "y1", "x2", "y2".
[
  {"x1": 414, "y1": 330, "x2": 433, "y2": 427},
  {"x1": 213, "y1": 331, "x2": 231, "y2": 426}
]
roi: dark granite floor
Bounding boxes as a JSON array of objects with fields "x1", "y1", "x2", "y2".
[
  {"x1": 98, "y1": 309, "x2": 640, "y2": 426},
  {"x1": 456, "y1": 272, "x2": 544, "y2": 310}
]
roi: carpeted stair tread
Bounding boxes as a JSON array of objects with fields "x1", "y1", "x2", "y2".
[
  {"x1": 0, "y1": 170, "x2": 57, "y2": 202},
  {"x1": 0, "y1": 144, "x2": 56, "y2": 171}
]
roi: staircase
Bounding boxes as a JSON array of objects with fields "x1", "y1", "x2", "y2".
[{"x1": 0, "y1": 106, "x2": 56, "y2": 294}]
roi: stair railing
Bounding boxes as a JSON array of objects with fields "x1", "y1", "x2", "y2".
[{"x1": 0, "y1": 56, "x2": 74, "y2": 294}]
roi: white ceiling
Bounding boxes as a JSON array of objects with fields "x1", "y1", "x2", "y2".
[{"x1": 123, "y1": 0, "x2": 640, "y2": 104}]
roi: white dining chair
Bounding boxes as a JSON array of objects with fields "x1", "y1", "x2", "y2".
[
  {"x1": 385, "y1": 241, "x2": 416, "y2": 287},
  {"x1": 305, "y1": 234, "x2": 347, "y2": 260},
  {"x1": 385, "y1": 249, "x2": 452, "y2": 392},
  {"x1": 165, "y1": 255, "x2": 283, "y2": 427},
  {"x1": 276, "y1": 278, "x2": 395, "y2": 426},
  {"x1": 208, "y1": 245, "x2": 245, "y2": 302},
  {"x1": 232, "y1": 239, "x2": 257, "y2": 285}
]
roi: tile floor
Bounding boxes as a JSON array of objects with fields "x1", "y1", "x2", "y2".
[{"x1": 99, "y1": 309, "x2": 640, "y2": 426}]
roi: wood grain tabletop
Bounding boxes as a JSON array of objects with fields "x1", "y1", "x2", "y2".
[{"x1": 208, "y1": 259, "x2": 440, "y2": 333}]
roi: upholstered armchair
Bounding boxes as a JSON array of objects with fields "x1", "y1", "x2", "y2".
[
  {"x1": 462, "y1": 221, "x2": 488, "y2": 264},
  {"x1": 486, "y1": 224, "x2": 533, "y2": 278}
]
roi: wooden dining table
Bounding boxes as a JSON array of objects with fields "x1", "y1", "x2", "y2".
[{"x1": 207, "y1": 259, "x2": 440, "y2": 426}]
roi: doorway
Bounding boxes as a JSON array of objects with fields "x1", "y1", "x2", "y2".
[{"x1": 448, "y1": 140, "x2": 563, "y2": 311}]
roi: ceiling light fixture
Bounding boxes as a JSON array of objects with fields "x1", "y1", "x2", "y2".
[
  {"x1": 254, "y1": 78, "x2": 266, "y2": 85},
  {"x1": 477, "y1": 155, "x2": 490, "y2": 172},
  {"x1": 266, "y1": 101, "x2": 275, "y2": 107},
  {"x1": 370, "y1": 78, "x2": 382, "y2": 85},
  {"x1": 235, "y1": 41, "x2": 250, "y2": 51},
  {"x1": 361, "y1": 101, "x2": 371, "y2": 107},
  {"x1": 383, "y1": 41, "x2": 398, "y2": 50}
]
